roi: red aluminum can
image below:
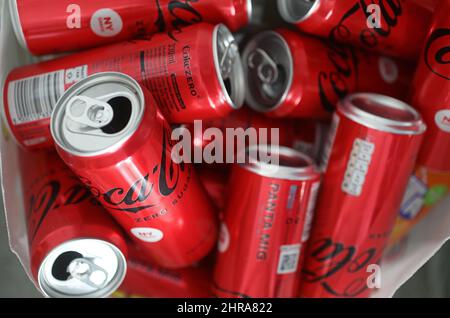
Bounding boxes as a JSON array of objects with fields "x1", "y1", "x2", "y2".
[
  {"x1": 277, "y1": 0, "x2": 431, "y2": 60},
  {"x1": 243, "y1": 29, "x2": 413, "y2": 119},
  {"x1": 3, "y1": 23, "x2": 245, "y2": 150},
  {"x1": 51, "y1": 72, "x2": 218, "y2": 269},
  {"x1": 10, "y1": 0, "x2": 253, "y2": 55},
  {"x1": 116, "y1": 243, "x2": 212, "y2": 298},
  {"x1": 213, "y1": 146, "x2": 321, "y2": 298},
  {"x1": 19, "y1": 149, "x2": 128, "y2": 298},
  {"x1": 300, "y1": 93, "x2": 426, "y2": 298},
  {"x1": 411, "y1": 0, "x2": 450, "y2": 172}
]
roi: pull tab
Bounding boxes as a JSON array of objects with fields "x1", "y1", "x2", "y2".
[
  {"x1": 220, "y1": 40, "x2": 239, "y2": 79},
  {"x1": 66, "y1": 95, "x2": 114, "y2": 129},
  {"x1": 67, "y1": 258, "x2": 109, "y2": 289},
  {"x1": 248, "y1": 48, "x2": 279, "y2": 84}
]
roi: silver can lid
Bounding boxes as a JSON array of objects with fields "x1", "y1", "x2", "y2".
[
  {"x1": 38, "y1": 239, "x2": 127, "y2": 298},
  {"x1": 277, "y1": 0, "x2": 320, "y2": 24},
  {"x1": 51, "y1": 72, "x2": 145, "y2": 157},
  {"x1": 241, "y1": 145, "x2": 319, "y2": 181},
  {"x1": 338, "y1": 93, "x2": 427, "y2": 135},
  {"x1": 213, "y1": 24, "x2": 245, "y2": 110},
  {"x1": 243, "y1": 31, "x2": 293, "y2": 113}
]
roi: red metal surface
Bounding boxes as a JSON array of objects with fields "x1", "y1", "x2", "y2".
[
  {"x1": 412, "y1": 0, "x2": 440, "y2": 11},
  {"x1": 197, "y1": 166, "x2": 230, "y2": 213},
  {"x1": 412, "y1": 0, "x2": 450, "y2": 172},
  {"x1": 287, "y1": 0, "x2": 431, "y2": 60},
  {"x1": 14, "y1": 0, "x2": 250, "y2": 55},
  {"x1": 250, "y1": 29, "x2": 413, "y2": 118}
]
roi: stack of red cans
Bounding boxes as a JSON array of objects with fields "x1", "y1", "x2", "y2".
[{"x1": 2, "y1": 0, "x2": 448, "y2": 298}]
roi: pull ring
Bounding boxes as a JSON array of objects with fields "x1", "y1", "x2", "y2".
[
  {"x1": 67, "y1": 258, "x2": 109, "y2": 289},
  {"x1": 66, "y1": 95, "x2": 114, "y2": 129}
]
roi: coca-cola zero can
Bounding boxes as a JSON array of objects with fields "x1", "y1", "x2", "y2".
[
  {"x1": 10, "y1": 0, "x2": 253, "y2": 55},
  {"x1": 300, "y1": 93, "x2": 426, "y2": 298},
  {"x1": 116, "y1": 243, "x2": 212, "y2": 298},
  {"x1": 411, "y1": 0, "x2": 450, "y2": 172},
  {"x1": 4, "y1": 23, "x2": 245, "y2": 149},
  {"x1": 20, "y1": 150, "x2": 127, "y2": 298},
  {"x1": 277, "y1": 0, "x2": 431, "y2": 60},
  {"x1": 50, "y1": 72, "x2": 218, "y2": 269}
]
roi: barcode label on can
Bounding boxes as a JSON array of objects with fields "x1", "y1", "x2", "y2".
[
  {"x1": 400, "y1": 176, "x2": 428, "y2": 220},
  {"x1": 320, "y1": 113, "x2": 340, "y2": 171},
  {"x1": 341, "y1": 138, "x2": 375, "y2": 196},
  {"x1": 277, "y1": 244, "x2": 301, "y2": 275},
  {"x1": 8, "y1": 70, "x2": 65, "y2": 125},
  {"x1": 302, "y1": 182, "x2": 321, "y2": 242},
  {"x1": 65, "y1": 65, "x2": 88, "y2": 85}
]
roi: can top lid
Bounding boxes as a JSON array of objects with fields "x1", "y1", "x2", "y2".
[
  {"x1": 213, "y1": 24, "x2": 245, "y2": 110},
  {"x1": 339, "y1": 93, "x2": 427, "y2": 135},
  {"x1": 51, "y1": 72, "x2": 144, "y2": 157},
  {"x1": 38, "y1": 239, "x2": 127, "y2": 298},
  {"x1": 241, "y1": 145, "x2": 319, "y2": 181},
  {"x1": 243, "y1": 31, "x2": 293, "y2": 113},
  {"x1": 277, "y1": 0, "x2": 320, "y2": 24}
]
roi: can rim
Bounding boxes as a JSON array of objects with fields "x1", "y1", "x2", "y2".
[
  {"x1": 37, "y1": 238, "x2": 127, "y2": 298},
  {"x1": 8, "y1": 0, "x2": 29, "y2": 52},
  {"x1": 240, "y1": 145, "x2": 319, "y2": 181},
  {"x1": 213, "y1": 24, "x2": 245, "y2": 111},
  {"x1": 246, "y1": 0, "x2": 253, "y2": 24},
  {"x1": 338, "y1": 93, "x2": 427, "y2": 135},
  {"x1": 277, "y1": 0, "x2": 320, "y2": 24},
  {"x1": 243, "y1": 30, "x2": 294, "y2": 113},
  {"x1": 51, "y1": 72, "x2": 145, "y2": 157}
]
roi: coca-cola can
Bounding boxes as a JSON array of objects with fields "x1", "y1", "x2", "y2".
[
  {"x1": 50, "y1": 72, "x2": 218, "y2": 269},
  {"x1": 277, "y1": 0, "x2": 431, "y2": 60},
  {"x1": 19, "y1": 149, "x2": 128, "y2": 298},
  {"x1": 4, "y1": 23, "x2": 245, "y2": 150},
  {"x1": 116, "y1": 243, "x2": 212, "y2": 298},
  {"x1": 213, "y1": 146, "x2": 321, "y2": 298},
  {"x1": 10, "y1": 0, "x2": 253, "y2": 55},
  {"x1": 411, "y1": 0, "x2": 450, "y2": 172},
  {"x1": 300, "y1": 93, "x2": 426, "y2": 298},
  {"x1": 243, "y1": 29, "x2": 412, "y2": 118}
]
